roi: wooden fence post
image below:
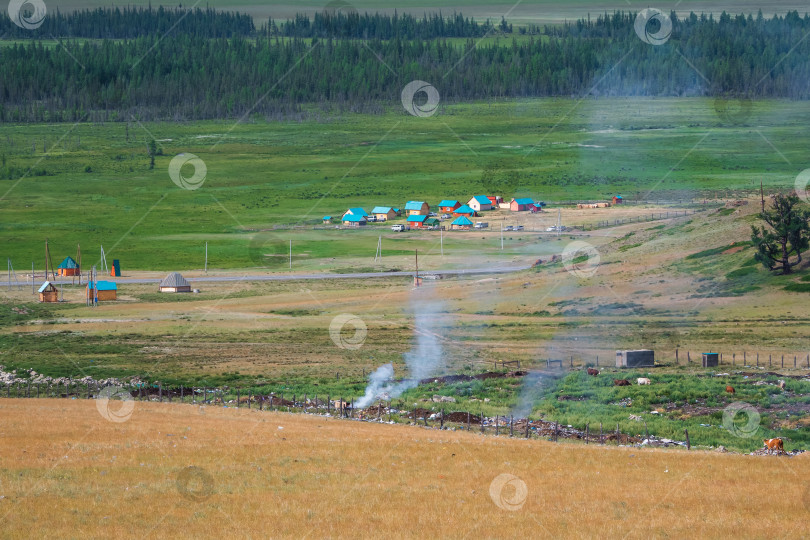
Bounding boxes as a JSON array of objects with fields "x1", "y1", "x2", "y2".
[
  {"x1": 586, "y1": 423, "x2": 589, "y2": 444},
  {"x1": 600, "y1": 422, "x2": 603, "y2": 444},
  {"x1": 510, "y1": 415, "x2": 514, "y2": 437},
  {"x1": 684, "y1": 429, "x2": 691, "y2": 450},
  {"x1": 159, "y1": 383, "x2": 162, "y2": 402},
  {"x1": 236, "y1": 388, "x2": 240, "y2": 408},
  {"x1": 525, "y1": 420, "x2": 530, "y2": 439},
  {"x1": 467, "y1": 412, "x2": 470, "y2": 431},
  {"x1": 616, "y1": 424, "x2": 620, "y2": 445},
  {"x1": 495, "y1": 416, "x2": 499, "y2": 436}
]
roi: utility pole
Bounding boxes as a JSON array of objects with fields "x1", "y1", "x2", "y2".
[
  {"x1": 760, "y1": 180, "x2": 765, "y2": 213},
  {"x1": 289, "y1": 240, "x2": 292, "y2": 269},
  {"x1": 440, "y1": 228, "x2": 443, "y2": 256},
  {"x1": 204, "y1": 242, "x2": 208, "y2": 273}
]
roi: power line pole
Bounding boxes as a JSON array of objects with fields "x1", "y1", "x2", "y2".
[
  {"x1": 289, "y1": 240, "x2": 292, "y2": 269},
  {"x1": 204, "y1": 242, "x2": 208, "y2": 273}
]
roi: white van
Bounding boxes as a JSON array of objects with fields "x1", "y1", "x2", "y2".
[{"x1": 474, "y1": 222, "x2": 489, "y2": 229}]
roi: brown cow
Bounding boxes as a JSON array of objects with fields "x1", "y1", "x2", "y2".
[
  {"x1": 726, "y1": 385, "x2": 735, "y2": 394},
  {"x1": 763, "y1": 438, "x2": 785, "y2": 455},
  {"x1": 587, "y1": 368, "x2": 600, "y2": 376},
  {"x1": 613, "y1": 379, "x2": 631, "y2": 386}
]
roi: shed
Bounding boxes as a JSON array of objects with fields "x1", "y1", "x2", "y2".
[
  {"x1": 424, "y1": 217, "x2": 440, "y2": 229},
  {"x1": 57, "y1": 256, "x2": 80, "y2": 277},
  {"x1": 405, "y1": 201, "x2": 429, "y2": 216},
  {"x1": 467, "y1": 195, "x2": 493, "y2": 212},
  {"x1": 616, "y1": 349, "x2": 655, "y2": 368},
  {"x1": 452, "y1": 204, "x2": 476, "y2": 217},
  {"x1": 159, "y1": 272, "x2": 192, "y2": 293},
  {"x1": 38, "y1": 281, "x2": 59, "y2": 303},
  {"x1": 342, "y1": 214, "x2": 367, "y2": 227},
  {"x1": 510, "y1": 197, "x2": 535, "y2": 212},
  {"x1": 87, "y1": 280, "x2": 117, "y2": 301},
  {"x1": 371, "y1": 206, "x2": 396, "y2": 221},
  {"x1": 111, "y1": 259, "x2": 121, "y2": 277},
  {"x1": 407, "y1": 215, "x2": 428, "y2": 228},
  {"x1": 612, "y1": 195, "x2": 624, "y2": 204},
  {"x1": 702, "y1": 353, "x2": 719, "y2": 368},
  {"x1": 437, "y1": 200, "x2": 461, "y2": 213},
  {"x1": 450, "y1": 216, "x2": 473, "y2": 230}
]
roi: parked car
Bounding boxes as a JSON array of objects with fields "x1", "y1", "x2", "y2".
[
  {"x1": 441, "y1": 214, "x2": 451, "y2": 220},
  {"x1": 546, "y1": 225, "x2": 566, "y2": 232},
  {"x1": 474, "y1": 222, "x2": 489, "y2": 229},
  {"x1": 367, "y1": 216, "x2": 377, "y2": 222},
  {"x1": 428, "y1": 212, "x2": 437, "y2": 217},
  {"x1": 391, "y1": 224, "x2": 408, "y2": 232},
  {"x1": 516, "y1": 225, "x2": 524, "y2": 231},
  {"x1": 504, "y1": 225, "x2": 514, "y2": 231}
]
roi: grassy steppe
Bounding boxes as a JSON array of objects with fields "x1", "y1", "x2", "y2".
[
  {"x1": 0, "y1": 399, "x2": 807, "y2": 538},
  {"x1": 0, "y1": 98, "x2": 805, "y2": 270}
]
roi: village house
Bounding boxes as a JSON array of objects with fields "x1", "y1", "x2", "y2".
[
  {"x1": 437, "y1": 200, "x2": 462, "y2": 214},
  {"x1": 450, "y1": 216, "x2": 473, "y2": 230},
  {"x1": 342, "y1": 207, "x2": 368, "y2": 219},
  {"x1": 407, "y1": 215, "x2": 428, "y2": 228},
  {"x1": 452, "y1": 204, "x2": 476, "y2": 217},
  {"x1": 405, "y1": 201, "x2": 430, "y2": 216},
  {"x1": 342, "y1": 214, "x2": 367, "y2": 227},
  {"x1": 612, "y1": 195, "x2": 623, "y2": 205},
  {"x1": 467, "y1": 195, "x2": 493, "y2": 212},
  {"x1": 371, "y1": 206, "x2": 397, "y2": 221},
  {"x1": 510, "y1": 197, "x2": 535, "y2": 212}
]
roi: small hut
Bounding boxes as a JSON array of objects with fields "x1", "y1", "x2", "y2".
[
  {"x1": 57, "y1": 256, "x2": 80, "y2": 277},
  {"x1": 38, "y1": 281, "x2": 59, "y2": 302},
  {"x1": 87, "y1": 281, "x2": 117, "y2": 301},
  {"x1": 159, "y1": 272, "x2": 192, "y2": 293}
]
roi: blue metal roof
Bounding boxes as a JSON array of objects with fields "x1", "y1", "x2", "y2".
[
  {"x1": 323, "y1": 216, "x2": 332, "y2": 220},
  {"x1": 471, "y1": 195, "x2": 491, "y2": 205},
  {"x1": 57, "y1": 256, "x2": 79, "y2": 269},
  {"x1": 371, "y1": 206, "x2": 393, "y2": 214},
  {"x1": 514, "y1": 197, "x2": 534, "y2": 205},
  {"x1": 343, "y1": 214, "x2": 366, "y2": 222},
  {"x1": 451, "y1": 216, "x2": 473, "y2": 225},
  {"x1": 438, "y1": 200, "x2": 459, "y2": 207},
  {"x1": 405, "y1": 201, "x2": 426, "y2": 210},
  {"x1": 346, "y1": 207, "x2": 367, "y2": 216},
  {"x1": 89, "y1": 281, "x2": 117, "y2": 291},
  {"x1": 408, "y1": 215, "x2": 427, "y2": 223},
  {"x1": 454, "y1": 205, "x2": 474, "y2": 214},
  {"x1": 37, "y1": 281, "x2": 55, "y2": 293}
]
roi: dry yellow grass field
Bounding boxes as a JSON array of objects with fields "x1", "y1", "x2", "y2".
[{"x1": 0, "y1": 399, "x2": 807, "y2": 538}]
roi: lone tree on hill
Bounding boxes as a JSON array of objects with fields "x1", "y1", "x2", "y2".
[{"x1": 751, "y1": 192, "x2": 810, "y2": 275}]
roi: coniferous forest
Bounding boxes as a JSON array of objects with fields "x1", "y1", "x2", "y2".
[{"x1": 2, "y1": 7, "x2": 810, "y2": 121}]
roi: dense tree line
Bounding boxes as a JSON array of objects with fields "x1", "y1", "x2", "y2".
[
  {"x1": 3, "y1": 10, "x2": 810, "y2": 121},
  {"x1": 273, "y1": 11, "x2": 496, "y2": 39},
  {"x1": 0, "y1": 6, "x2": 255, "y2": 39}
]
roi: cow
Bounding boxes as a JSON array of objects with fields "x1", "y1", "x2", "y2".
[
  {"x1": 763, "y1": 438, "x2": 785, "y2": 455},
  {"x1": 587, "y1": 368, "x2": 600, "y2": 376},
  {"x1": 613, "y1": 379, "x2": 631, "y2": 386},
  {"x1": 637, "y1": 377, "x2": 651, "y2": 385},
  {"x1": 726, "y1": 385, "x2": 735, "y2": 394}
]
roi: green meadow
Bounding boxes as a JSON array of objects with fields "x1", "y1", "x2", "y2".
[{"x1": 0, "y1": 98, "x2": 806, "y2": 270}]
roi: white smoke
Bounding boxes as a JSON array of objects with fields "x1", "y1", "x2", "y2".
[
  {"x1": 354, "y1": 363, "x2": 395, "y2": 409},
  {"x1": 356, "y1": 294, "x2": 447, "y2": 408}
]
